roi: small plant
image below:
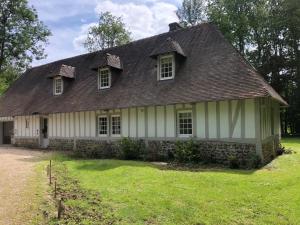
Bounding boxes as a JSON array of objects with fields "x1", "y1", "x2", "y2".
[
  {"x1": 248, "y1": 153, "x2": 261, "y2": 169},
  {"x1": 277, "y1": 144, "x2": 294, "y2": 155},
  {"x1": 174, "y1": 139, "x2": 199, "y2": 163},
  {"x1": 228, "y1": 155, "x2": 239, "y2": 169},
  {"x1": 120, "y1": 137, "x2": 145, "y2": 160}
]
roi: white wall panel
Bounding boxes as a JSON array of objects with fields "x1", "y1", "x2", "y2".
[
  {"x1": 166, "y1": 105, "x2": 175, "y2": 137},
  {"x1": 232, "y1": 100, "x2": 241, "y2": 138},
  {"x1": 147, "y1": 106, "x2": 155, "y2": 137},
  {"x1": 220, "y1": 101, "x2": 229, "y2": 138},
  {"x1": 196, "y1": 103, "x2": 205, "y2": 138},
  {"x1": 121, "y1": 109, "x2": 129, "y2": 137},
  {"x1": 129, "y1": 108, "x2": 137, "y2": 137},
  {"x1": 208, "y1": 102, "x2": 217, "y2": 138},
  {"x1": 137, "y1": 107, "x2": 145, "y2": 137},
  {"x1": 245, "y1": 99, "x2": 255, "y2": 138},
  {"x1": 79, "y1": 112, "x2": 85, "y2": 137},
  {"x1": 156, "y1": 106, "x2": 165, "y2": 137}
]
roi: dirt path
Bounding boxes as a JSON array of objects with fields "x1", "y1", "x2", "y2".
[{"x1": 0, "y1": 146, "x2": 48, "y2": 225}]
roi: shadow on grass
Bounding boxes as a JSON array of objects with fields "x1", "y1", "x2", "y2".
[{"x1": 70, "y1": 158, "x2": 257, "y2": 175}]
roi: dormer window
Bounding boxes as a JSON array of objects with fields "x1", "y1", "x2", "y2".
[
  {"x1": 54, "y1": 77, "x2": 63, "y2": 95},
  {"x1": 158, "y1": 54, "x2": 175, "y2": 80},
  {"x1": 98, "y1": 68, "x2": 111, "y2": 89}
]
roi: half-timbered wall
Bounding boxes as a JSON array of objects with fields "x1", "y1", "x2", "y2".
[
  {"x1": 12, "y1": 98, "x2": 281, "y2": 143},
  {"x1": 14, "y1": 115, "x2": 40, "y2": 138}
]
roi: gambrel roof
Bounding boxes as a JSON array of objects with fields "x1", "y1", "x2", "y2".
[{"x1": 0, "y1": 23, "x2": 287, "y2": 116}]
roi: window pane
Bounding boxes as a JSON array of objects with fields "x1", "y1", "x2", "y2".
[
  {"x1": 160, "y1": 56, "x2": 173, "y2": 79},
  {"x1": 112, "y1": 116, "x2": 121, "y2": 135},
  {"x1": 99, "y1": 69, "x2": 110, "y2": 88},
  {"x1": 178, "y1": 111, "x2": 193, "y2": 135},
  {"x1": 55, "y1": 78, "x2": 62, "y2": 94},
  {"x1": 98, "y1": 117, "x2": 108, "y2": 135}
]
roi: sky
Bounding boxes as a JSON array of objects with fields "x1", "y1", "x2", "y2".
[{"x1": 28, "y1": 0, "x2": 181, "y2": 66}]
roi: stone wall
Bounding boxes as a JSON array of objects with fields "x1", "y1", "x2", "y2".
[
  {"x1": 48, "y1": 138, "x2": 74, "y2": 151},
  {"x1": 14, "y1": 138, "x2": 39, "y2": 149},
  {"x1": 262, "y1": 135, "x2": 280, "y2": 163},
  {"x1": 147, "y1": 140, "x2": 256, "y2": 165},
  {"x1": 14, "y1": 136, "x2": 259, "y2": 167}
]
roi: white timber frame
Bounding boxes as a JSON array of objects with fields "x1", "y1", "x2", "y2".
[{"x1": 12, "y1": 98, "x2": 281, "y2": 157}]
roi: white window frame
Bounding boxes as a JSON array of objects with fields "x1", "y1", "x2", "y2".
[
  {"x1": 98, "y1": 68, "x2": 111, "y2": 90},
  {"x1": 54, "y1": 77, "x2": 63, "y2": 95},
  {"x1": 177, "y1": 110, "x2": 193, "y2": 137},
  {"x1": 111, "y1": 115, "x2": 121, "y2": 137},
  {"x1": 98, "y1": 115, "x2": 109, "y2": 137},
  {"x1": 158, "y1": 54, "x2": 175, "y2": 81}
]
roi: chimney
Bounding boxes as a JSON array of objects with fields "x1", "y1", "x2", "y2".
[{"x1": 169, "y1": 22, "x2": 183, "y2": 32}]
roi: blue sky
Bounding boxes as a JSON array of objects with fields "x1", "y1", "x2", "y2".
[{"x1": 28, "y1": 0, "x2": 181, "y2": 66}]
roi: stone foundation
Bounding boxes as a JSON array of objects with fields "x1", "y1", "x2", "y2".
[
  {"x1": 48, "y1": 138, "x2": 74, "y2": 151},
  {"x1": 13, "y1": 136, "x2": 260, "y2": 167},
  {"x1": 14, "y1": 138, "x2": 39, "y2": 149},
  {"x1": 262, "y1": 135, "x2": 280, "y2": 163},
  {"x1": 147, "y1": 140, "x2": 256, "y2": 165}
]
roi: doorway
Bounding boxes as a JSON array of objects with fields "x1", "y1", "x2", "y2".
[
  {"x1": 40, "y1": 117, "x2": 49, "y2": 148},
  {"x1": 2, "y1": 121, "x2": 13, "y2": 144}
]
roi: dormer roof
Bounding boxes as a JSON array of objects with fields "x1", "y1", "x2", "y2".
[
  {"x1": 91, "y1": 53, "x2": 122, "y2": 71},
  {"x1": 150, "y1": 37, "x2": 186, "y2": 58},
  {"x1": 47, "y1": 64, "x2": 76, "y2": 79}
]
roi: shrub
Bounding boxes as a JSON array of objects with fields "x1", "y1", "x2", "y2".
[
  {"x1": 228, "y1": 155, "x2": 239, "y2": 169},
  {"x1": 174, "y1": 139, "x2": 195, "y2": 162},
  {"x1": 120, "y1": 137, "x2": 145, "y2": 160},
  {"x1": 277, "y1": 144, "x2": 294, "y2": 155},
  {"x1": 247, "y1": 153, "x2": 261, "y2": 169}
]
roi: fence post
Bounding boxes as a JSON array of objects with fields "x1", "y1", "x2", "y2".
[
  {"x1": 49, "y1": 160, "x2": 52, "y2": 185},
  {"x1": 54, "y1": 181, "x2": 57, "y2": 198},
  {"x1": 57, "y1": 198, "x2": 63, "y2": 219}
]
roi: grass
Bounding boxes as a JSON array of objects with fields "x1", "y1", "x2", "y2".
[{"x1": 52, "y1": 138, "x2": 300, "y2": 225}]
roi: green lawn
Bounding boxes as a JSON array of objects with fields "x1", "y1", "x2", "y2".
[{"x1": 54, "y1": 138, "x2": 300, "y2": 225}]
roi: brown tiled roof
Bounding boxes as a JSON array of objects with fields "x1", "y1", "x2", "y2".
[
  {"x1": 0, "y1": 23, "x2": 287, "y2": 116},
  {"x1": 47, "y1": 64, "x2": 76, "y2": 79}
]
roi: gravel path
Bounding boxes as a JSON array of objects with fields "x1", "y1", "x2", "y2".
[{"x1": 0, "y1": 146, "x2": 47, "y2": 225}]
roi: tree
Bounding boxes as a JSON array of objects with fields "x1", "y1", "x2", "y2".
[
  {"x1": 83, "y1": 12, "x2": 131, "y2": 52},
  {"x1": 0, "y1": 0, "x2": 51, "y2": 74},
  {"x1": 206, "y1": 0, "x2": 300, "y2": 135},
  {"x1": 176, "y1": 0, "x2": 206, "y2": 26}
]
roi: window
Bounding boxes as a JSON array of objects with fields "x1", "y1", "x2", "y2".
[
  {"x1": 159, "y1": 54, "x2": 175, "y2": 80},
  {"x1": 111, "y1": 115, "x2": 121, "y2": 136},
  {"x1": 25, "y1": 119, "x2": 29, "y2": 129},
  {"x1": 98, "y1": 68, "x2": 111, "y2": 89},
  {"x1": 98, "y1": 116, "x2": 108, "y2": 136},
  {"x1": 177, "y1": 111, "x2": 193, "y2": 137},
  {"x1": 54, "y1": 77, "x2": 63, "y2": 95}
]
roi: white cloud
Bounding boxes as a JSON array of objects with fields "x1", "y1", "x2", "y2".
[
  {"x1": 30, "y1": 0, "x2": 179, "y2": 66},
  {"x1": 94, "y1": 1, "x2": 178, "y2": 39}
]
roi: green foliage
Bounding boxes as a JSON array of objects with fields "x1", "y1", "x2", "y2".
[
  {"x1": 0, "y1": 65, "x2": 19, "y2": 95},
  {"x1": 83, "y1": 12, "x2": 131, "y2": 52},
  {"x1": 277, "y1": 144, "x2": 295, "y2": 155},
  {"x1": 176, "y1": 0, "x2": 206, "y2": 26},
  {"x1": 120, "y1": 137, "x2": 145, "y2": 160},
  {"x1": 0, "y1": 0, "x2": 51, "y2": 73},
  {"x1": 247, "y1": 153, "x2": 262, "y2": 169},
  {"x1": 228, "y1": 155, "x2": 240, "y2": 169},
  {"x1": 177, "y1": 0, "x2": 300, "y2": 134},
  {"x1": 174, "y1": 139, "x2": 198, "y2": 163}
]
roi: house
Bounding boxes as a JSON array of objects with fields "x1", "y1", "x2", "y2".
[{"x1": 0, "y1": 22, "x2": 287, "y2": 164}]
